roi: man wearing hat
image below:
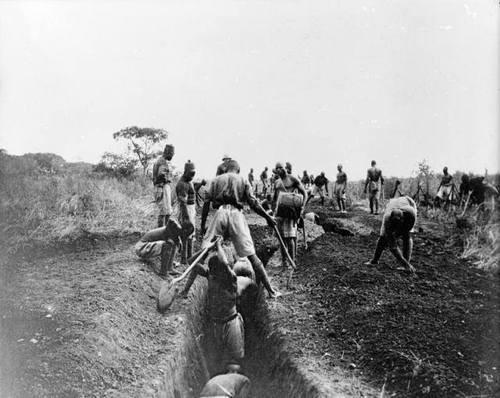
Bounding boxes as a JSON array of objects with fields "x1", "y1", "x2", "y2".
[
  {"x1": 334, "y1": 164, "x2": 348, "y2": 213},
  {"x1": 152, "y1": 144, "x2": 175, "y2": 227},
  {"x1": 175, "y1": 160, "x2": 197, "y2": 265},
  {"x1": 364, "y1": 196, "x2": 417, "y2": 273},
  {"x1": 216, "y1": 154, "x2": 232, "y2": 176},
  {"x1": 273, "y1": 162, "x2": 306, "y2": 270}
]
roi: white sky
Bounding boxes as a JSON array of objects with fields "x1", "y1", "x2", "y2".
[{"x1": 0, "y1": 0, "x2": 498, "y2": 180}]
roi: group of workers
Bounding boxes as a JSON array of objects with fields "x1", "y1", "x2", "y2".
[{"x1": 132, "y1": 144, "x2": 493, "y2": 397}]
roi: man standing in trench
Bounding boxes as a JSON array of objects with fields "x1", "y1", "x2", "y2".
[
  {"x1": 194, "y1": 159, "x2": 281, "y2": 298},
  {"x1": 152, "y1": 144, "x2": 175, "y2": 227},
  {"x1": 364, "y1": 196, "x2": 417, "y2": 273},
  {"x1": 273, "y1": 162, "x2": 306, "y2": 271},
  {"x1": 364, "y1": 160, "x2": 384, "y2": 215}
]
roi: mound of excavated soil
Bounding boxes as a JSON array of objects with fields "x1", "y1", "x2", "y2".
[{"x1": 281, "y1": 203, "x2": 500, "y2": 397}]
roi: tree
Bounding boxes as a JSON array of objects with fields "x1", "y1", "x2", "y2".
[
  {"x1": 113, "y1": 126, "x2": 168, "y2": 175},
  {"x1": 93, "y1": 152, "x2": 138, "y2": 180}
]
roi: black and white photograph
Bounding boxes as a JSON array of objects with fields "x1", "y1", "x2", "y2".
[{"x1": 0, "y1": 1, "x2": 498, "y2": 397}]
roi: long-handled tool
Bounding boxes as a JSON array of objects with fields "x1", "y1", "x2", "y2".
[
  {"x1": 272, "y1": 224, "x2": 297, "y2": 288},
  {"x1": 301, "y1": 217, "x2": 308, "y2": 250},
  {"x1": 157, "y1": 237, "x2": 221, "y2": 313}
]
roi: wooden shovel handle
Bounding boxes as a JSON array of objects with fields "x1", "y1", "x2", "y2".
[
  {"x1": 273, "y1": 224, "x2": 297, "y2": 269},
  {"x1": 172, "y1": 236, "x2": 221, "y2": 283}
]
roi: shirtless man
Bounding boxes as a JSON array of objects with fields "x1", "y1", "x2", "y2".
[
  {"x1": 364, "y1": 196, "x2": 417, "y2": 273},
  {"x1": 334, "y1": 164, "x2": 347, "y2": 213},
  {"x1": 285, "y1": 161, "x2": 293, "y2": 175},
  {"x1": 175, "y1": 160, "x2": 197, "y2": 264},
  {"x1": 436, "y1": 167, "x2": 454, "y2": 209},
  {"x1": 364, "y1": 160, "x2": 384, "y2": 214},
  {"x1": 273, "y1": 162, "x2": 306, "y2": 270},
  {"x1": 199, "y1": 364, "x2": 250, "y2": 398},
  {"x1": 305, "y1": 172, "x2": 329, "y2": 206},
  {"x1": 134, "y1": 218, "x2": 192, "y2": 277},
  {"x1": 260, "y1": 167, "x2": 269, "y2": 196},
  {"x1": 182, "y1": 160, "x2": 280, "y2": 298}
]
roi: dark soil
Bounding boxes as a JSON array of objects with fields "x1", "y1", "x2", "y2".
[{"x1": 280, "y1": 203, "x2": 500, "y2": 397}]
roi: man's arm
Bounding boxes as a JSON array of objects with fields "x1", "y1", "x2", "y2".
[
  {"x1": 216, "y1": 239, "x2": 237, "y2": 281},
  {"x1": 380, "y1": 171, "x2": 384, "y2": 186},
  {"x1": 176, "y1": 181, "x2": 189, "y2": 219},
  {"x1": 364, "y1": 171, "x2": 370, "y2": 192},
  {"x1": 245, "y1": 182, "x2": 276, "y2": 225},
  {"x1": 388, "y1": 245, "x2": 415, "y2": 273},
  {"x1": 292, "y1": 176, "x2": 307, "y2": 213}
]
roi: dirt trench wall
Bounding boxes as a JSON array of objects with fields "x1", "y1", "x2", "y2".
[{"x1": 158, "y1": 280, "x2": 209, "y2": 398}]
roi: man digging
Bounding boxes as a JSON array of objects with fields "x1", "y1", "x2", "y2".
[
  {"x1": 305, "y1": 171, "x2": 329, "y2": 206},
  {"x1": 182, "y1": 159, "x2": 281, "y2": 298},
  {"x1": 364, "y1": 196, "x2": 417, "y2": 273}
]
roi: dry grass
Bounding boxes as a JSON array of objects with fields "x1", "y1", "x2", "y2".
[{"x1": 0, "y1": 174, "x2": 156, "y2": 253}]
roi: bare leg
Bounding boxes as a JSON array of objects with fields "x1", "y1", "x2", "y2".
[
  {"x1": 371, "y1": 236, "x2": 387, "y2": 264},
  {"x1": 402, "y1": 235, "x2": 413, "y2": 262},
  {"x1": 248, "y1": 254, "x2": 280, "y2": 297},
  {"x1": 341, "y1": 198, "x2": 346, "y2": 212},
  {"x1": 369, "y1": 195, "x2": 374, "y2": 214},
  {"x1": 159, "y1": 240, "x2": 177, "y2": 276}
]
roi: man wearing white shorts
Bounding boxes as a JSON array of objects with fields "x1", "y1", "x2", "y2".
[{"x1": 200, "y1": 160, "x2": 280, "y2": 298}]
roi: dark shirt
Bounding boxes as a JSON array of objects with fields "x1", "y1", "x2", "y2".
[
  {"x1": 152, "y1": 156, "x2": 172, "y2": 186},
  {"x1": 204, "y1": 172, "x2": 260, "y2": 210},
  {"x1": 314, "y1": 175, "x2": 329, "y2": 188},
  {"x1": 176, "y1": 176, "x2": 196, "y2": 205},
  {"x1": 248, "y1": 172, "x2": 254, "y2": 184},
  {"x1": 301, "y1": 174, "x2": 310, "y2": 184},
  {"x1": 260, "y1": 170, "x2": 268, "y2": 181}
]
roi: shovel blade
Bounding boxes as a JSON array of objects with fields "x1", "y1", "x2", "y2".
[{"x1": 157, "y1": 281, "x2": 178, "y2": 313}]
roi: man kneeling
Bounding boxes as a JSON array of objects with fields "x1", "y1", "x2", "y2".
[
  {"x1": 134, "y1": 219, "x2": 193, "y2": 277},
  {"x1": 364, "y1": 196, "x2": 417, "y2": 273}
]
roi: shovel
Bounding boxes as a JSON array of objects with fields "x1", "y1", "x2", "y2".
[
  {"x1": 157, "y1": 236, "x2": 221, "y2": 313},
  {"x1": 272, "y1": 224, "x2": 297, "y2": 288}
]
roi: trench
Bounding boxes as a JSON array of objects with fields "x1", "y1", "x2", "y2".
[{"x1": 158, "y1": 224, "x2": 327, "y2": 398}]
